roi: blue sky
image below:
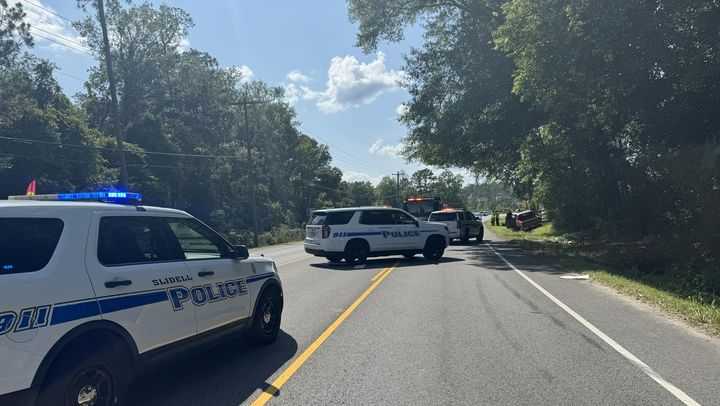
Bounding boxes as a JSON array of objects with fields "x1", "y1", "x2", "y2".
[{"x1": 21, "y1": 0, "x2": 469, "y2": 184}]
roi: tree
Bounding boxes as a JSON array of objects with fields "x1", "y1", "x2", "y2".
[
  {"x1": 375, "y1": 176, "x2": 396, "y2": 205},
  {"x1": 345, "y1": 181, "x2": 375, "y2": 206},
  {"x1": 432, "y1": 170, "x2": 464, "y2": 205},
  {"x1": 0, "y1": 0, "x2": 32, "y2": 66}
]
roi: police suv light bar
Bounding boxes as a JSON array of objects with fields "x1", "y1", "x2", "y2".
[{"x1": 8, "y1": 191, "x2": 143, "y2": 205}]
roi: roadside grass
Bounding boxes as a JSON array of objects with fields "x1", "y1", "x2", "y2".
[
  {"x1": 486, "y1": 221, "x2": 560, "y2": 241},
  {"x1": 485, "y1": 217, "x2": 720, "y2": 335}
]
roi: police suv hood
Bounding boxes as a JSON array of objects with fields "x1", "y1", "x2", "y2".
[{"x1": 420, "y1": 221, "x2": 449, "y2": 230}]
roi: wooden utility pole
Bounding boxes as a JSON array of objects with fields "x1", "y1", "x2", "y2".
[
  {"x1": 392, "y1": 171, "x2": 402, "y2": 207},
  {"x1": 97, "y1": 0, "x2": 128, "y2": 188},
  {"x1": 235, "y1": 91, "x2": 269, "y2": 247}
]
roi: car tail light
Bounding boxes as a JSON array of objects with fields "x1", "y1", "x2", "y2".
[{"x1": 322, "y1": 225, "x2": 331, "y2": 239}]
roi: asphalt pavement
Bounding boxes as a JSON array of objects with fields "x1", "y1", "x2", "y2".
[{"x1": 127, "y1": 230, "x2": 720, "y2": 406}]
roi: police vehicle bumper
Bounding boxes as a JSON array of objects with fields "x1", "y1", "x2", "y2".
[{"x1": 304, "y1": 245, "x2": 342, "y2": 257}]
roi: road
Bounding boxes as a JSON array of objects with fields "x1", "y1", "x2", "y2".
[{"x1": 127, "y1": 228, "x2": 720, "y2": 405}]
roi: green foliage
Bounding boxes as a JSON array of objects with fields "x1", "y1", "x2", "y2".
[
  {"x1": 1, "y1": 0, "x2": 376, "y2": 246},
  {"x1": 348, "y1": 0, "x2": 720, "y2": 267}
]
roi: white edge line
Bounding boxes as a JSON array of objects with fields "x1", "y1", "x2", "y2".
[{"x1": 485, "y1": 243, "x2": 701, "y2": 406}]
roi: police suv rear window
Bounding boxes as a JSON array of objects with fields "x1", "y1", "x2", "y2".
[
  {"x1": 0, "y1": 218, "x2": 64, "y2": 274},
  {"x1": 310, "y1": 211, "x2": 355, "y2": 225},
  {"x1": 429, "y1": 212, "x2": 458, "y2": 222}
]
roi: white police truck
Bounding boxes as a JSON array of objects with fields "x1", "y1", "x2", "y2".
[
  {"x1": 304, "y1": 207, "x2": 449, "y2": 264},
  {"x1": 0, "y1": 191, "x2": 283, "y2": 406}
]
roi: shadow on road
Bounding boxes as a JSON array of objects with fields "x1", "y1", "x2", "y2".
[
  {"x1": 126, "y1": 330, "x2": 298, "y2": 406},
  {"x1": 309, "y1": 255, "x2": 465, "y2": 271},
  {"x1": 454, "y1": 240, "x2": 568, "y2": 275}
]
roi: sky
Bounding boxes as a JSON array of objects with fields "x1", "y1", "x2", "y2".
[{"x1": 19, "y1": 0, "x2": 472, "y2": 185}]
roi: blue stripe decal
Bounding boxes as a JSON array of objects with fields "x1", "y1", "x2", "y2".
[
  {"x1": 51, "y1": 300, "x2": 101, "y2": 326},
  {"x1": 246, "y1": 273, "x2": 274, "y2": 283},
  {"x1": 99, "y1": 291, "x2": 168, "y2": 314},
  {"x1": 346, "y1": 232, "x2": 383, "y2": 237}
]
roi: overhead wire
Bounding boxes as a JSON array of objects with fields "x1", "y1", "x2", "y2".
[{"x1": 20, "y1": 0, "x2": 74, "y2": 23}]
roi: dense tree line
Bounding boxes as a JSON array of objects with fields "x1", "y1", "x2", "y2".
[
  {"x1": 349, "y1": 0, "x2": 720, "y2": 266},
  {"x1": 0, "y1": 0, "x2": 378, "y2": 245}
]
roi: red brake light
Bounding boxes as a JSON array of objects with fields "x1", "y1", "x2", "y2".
[{"x1": 322, "y1": 225, "x2": 331, "y2": 239}]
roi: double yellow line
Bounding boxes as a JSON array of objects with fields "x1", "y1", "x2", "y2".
[{"x1": 251, "y1": 264, "x2": 397, "y2": 406}]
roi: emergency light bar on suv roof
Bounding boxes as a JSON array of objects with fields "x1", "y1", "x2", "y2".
[{"x1": 8, "y1": 191, "x2": 143, "y2": 205}]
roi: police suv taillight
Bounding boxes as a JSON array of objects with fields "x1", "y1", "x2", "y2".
[{"x1": 322, "y1": 225, "x2": 331, "y2": 239}]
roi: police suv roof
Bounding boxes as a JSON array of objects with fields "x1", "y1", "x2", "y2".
[
  {"x1": 313, "y1": 206, "x2": 398, "y2": 213},
  {"x1": 0, "y1": 199, "x2": 188, "y2": 215},
  {"x1": 430, "y1": 208, "x2": 464, "y2": 213}
]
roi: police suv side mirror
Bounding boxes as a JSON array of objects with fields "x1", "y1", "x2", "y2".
[{"x1": 230, "y1": 245, "x2": 249, "y2": 260}]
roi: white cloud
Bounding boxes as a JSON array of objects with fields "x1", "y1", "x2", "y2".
[
  {"x1": 226, "y1": 65, "x2": 254, "y2": 84},
  {"x1": 396, "y1": 104, "x2": 409, "y2": 117},
  {"x1": 342, "y1": 170, "x2": 383, "y2": 185},
  {"x1": 291, "y1": 52, "x2": 404, "y2": 113},
  {"x1": 237, "y1": 65, "x2": 254, "y2": 83},
  {"x1": 178, "y1": 37, "x2": 191, "y2": 53},
  {"x1": 287, "y1": 70, "x2": 310, "y2": 83},
  {"x1": 368, "y1": 138, "x2": 404, "y2": 158},
  {"x1": 21, "y1": 0, "x2": 89, "y2": 54}
]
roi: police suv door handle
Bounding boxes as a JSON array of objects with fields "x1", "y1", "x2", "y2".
[
  {"x1": 198, "y1": 270, "x2": 215, "y2": 277},
  {"x1": 104, "y1": 279, "x2": 132, "y2": 288}
]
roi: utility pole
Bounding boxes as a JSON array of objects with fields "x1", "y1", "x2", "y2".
[
  {"x1": 96, "y1": 0, "x2": 128, "y2": 188},
  {"x1": 234, "y1": 91, "x2": 269, "y2": 247},
  {"x1": 392, "y1": 171, "x2": 402, "y2": 207}
]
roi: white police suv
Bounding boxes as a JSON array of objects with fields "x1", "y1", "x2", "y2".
[
  {"x1": 304, "y1": 207, "x2": 449, "y2": 264},
  {"x1": 0, "y1": 191, "x2": 283, "y2": 406}
]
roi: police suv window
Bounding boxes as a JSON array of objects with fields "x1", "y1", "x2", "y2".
[
  {"x1": 0, "y1": 218, "x2": 64, "y2": 274},
  {"x1": 310, "y1": 211, "x2": 355, "y2": 225},
  {"x1": 166, "y1": 218, "x2": 230, "y2": 260},
  {"x1": 359, "y1": 210, "x2": 395, "y2": 225},
  {"x1": 429, "y1": 212, "x2": 457, "y2": 222},
  {"x1": 98, "y1": 217, "x2": 183, "y2": 266},
  {"x1": 393, "y1": 211, "x2": 417, "y2": 225}
]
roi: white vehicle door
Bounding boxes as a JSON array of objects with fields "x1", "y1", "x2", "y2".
[
  {"x1": 165, "y1": 217, "x2": 254, "y2": 334},
  {"x1": 429, "y1": 211, "x2": 459, "y2": 236},
  {"x1": 357, "y1": 210, "x2": 403, "y2": 251},
  {"x1": 391, "y1": 210, "x2": 424, "y2": 249},
  {"x1": 85, "y1": 214, "x2": 196, "y2": 353}
]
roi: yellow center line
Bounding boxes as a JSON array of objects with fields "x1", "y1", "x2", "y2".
[
  {"x1": 251, "y1": 263, "x2": 398, "y2": 406},
  {"x1": 370, "y1": 266, "x2": 392, "y2": 282}
]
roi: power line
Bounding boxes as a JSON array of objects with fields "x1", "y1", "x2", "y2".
[
  {"x1": 30, "y1": 24, "x2": 87, "y2": 49},
  {"x1": 30, "y1": 30, "x2": 90, "y2": 54},
  {"x1": 0, "y1": 135, "x2": 251, "y2": 160},
  {"x1": 53, "y1": 69, "x2": 85, "y2": 82},
  {"x1": 21, "y1": 0, "x2": 74, "y2": 23}
]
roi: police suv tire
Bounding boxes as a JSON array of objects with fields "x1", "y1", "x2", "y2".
[
  {"x1": 36, "y1": 339, "x2": 131, "y2": 406},
  {"x1": 247, "y1": 288, "x2": 282, "y2": 346},
  {"x1": 477, "y1": 229, "x2": 484, "y2": 243},
  {"x1": 344, "y1": 240, "x2": 369, "y2": 265},
  {"x1": 423, "y1": 236, "x2": 445, "y2": 261}
]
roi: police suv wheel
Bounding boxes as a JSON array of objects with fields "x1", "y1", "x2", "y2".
[
  {"x1": 477, "y1": 229, "x2": 484, "y2": 243},
  {"x1": 423, "y1": 237, "x2": 445, "y2": 261},
  {"x1": 247, "y1": 288, "x2": 282, "y2": 345},
  {"x1": 37, "y1": 342, "x2": 130, "y2": 406},
  {"x1": 344, "y1": 240, "x2": 369, "y2": 265}
]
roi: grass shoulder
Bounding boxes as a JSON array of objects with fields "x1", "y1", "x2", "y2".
[{"x1": 485, "y1": 218, "x2": 720, "y2": 335}]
